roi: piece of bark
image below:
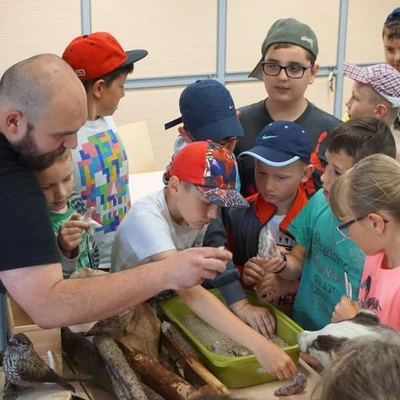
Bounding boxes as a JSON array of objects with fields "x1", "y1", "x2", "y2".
[
  {"x1": 61, "y1": 328, "x2": 114, "y2": 393},
  {"x1": 161, "y1": 322, "x2": 230, "y2": 396},
  {"x1": 119, "y1": 342, "x2": 199, "y2": 400},
  {"x1": 120, "y1": 303, "x2": 161, "y2": 358},
  {"x1": 94, "y1": 334, "x2": 148, "y2": 400}
]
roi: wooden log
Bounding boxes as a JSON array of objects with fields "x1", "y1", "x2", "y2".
[
  {"x1": 61, "y1": 328, "x2": 114, "y2": 394},
  {"x1": 118, "y1": 341, "x2": 199, "y2": 400},
  {"x1": 161, "y1": 322, "x2": 230, "y2": 396},
  {"x1": 94, "y1": 334, "x2": 148, "y2": 400}
]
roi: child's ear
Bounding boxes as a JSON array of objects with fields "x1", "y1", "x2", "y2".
[
  {"x1": 309, "y1": 63, "x2": 319, "y2": 84},
  {"x1": 91, "y1": 79, "x2": 105, "y2": 99},
  {"x1": 301, "y1": 164, "x2": 314, "y2": 183},
  {"x1": 167, "y1": 176, "x2": 181, "y2": 195},
  {"x1": 368, "y1": 213, "x2": 388, "y2": 234},
  {"x1": 178, "y1": 127, "x2": 192, "y2": 143}
]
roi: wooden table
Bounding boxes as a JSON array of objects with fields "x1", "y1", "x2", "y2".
[{"x1": 230, "y1": 360, "x2": 320, "y2": 399}]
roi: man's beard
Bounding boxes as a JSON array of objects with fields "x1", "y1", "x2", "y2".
[{"x1": 10, "y1": 123, "x2": 66, "y2": 170}]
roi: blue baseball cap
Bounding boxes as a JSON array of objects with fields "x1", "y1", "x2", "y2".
[
  {"x1": 385, "y1": 8, "x2": 400, "y2": 23},
  {"x1": 239, "y1": 121, "x2": 312, "y2": 166},
  {"x1": 164, "y1": 79, "x2": 244, "y2": 141}
]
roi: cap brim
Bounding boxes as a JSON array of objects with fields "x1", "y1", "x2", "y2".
[
  {"x1": 343, "y1": 62, "x2": 369, "y2": 85},
  {"x1": 165, "y1": 117, "x2": 183, "y2": 130},
  {"x1": 196, "y1": 186, "x2": 248, "y2": 208},
  {"x1": 121, "y1": 49, "x2": 148, "y2": 67},
  {"x1": 248, "y1": 58, "x2": 264, "y2": 80},
  {"x1": 239, "y1": 148, "x2": 301, "y2": 167},
  {"x1": 191, "y1": 114, "x2": 244, "y2": 141}
]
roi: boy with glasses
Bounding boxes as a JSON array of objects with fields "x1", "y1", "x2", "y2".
[
  {"x1": 235, "y1": 18, "x2": 341, "y2": 197},
  {"x1": 261, "y1": 118, "x2": 396, "y2": 331}
]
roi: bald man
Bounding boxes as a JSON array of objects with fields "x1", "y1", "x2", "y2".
[{"x1": 0, "y1": 54, "x2": 230, "y2": 329}]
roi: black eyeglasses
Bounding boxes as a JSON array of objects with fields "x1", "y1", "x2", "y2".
[
  {"x1": 217, "y1": 136, "x2": 240, "y2": 147},
  {"x1": 337, "y1": 216, "x2": 389, "y2": 238},
  {"x1": 261, "y1": 62, "x2": 313, "y2": 79}
]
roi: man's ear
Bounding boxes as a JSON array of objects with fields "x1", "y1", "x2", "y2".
[
  {"x1": 178, "y1": 127, "x2": 192, "y2": 144},
  {"x1": 301, "y1": 164, "x2": 315, "y2": 183},
  {"x1": 91, "y1": 79, "x2": 105, "y2": 99},
  {"x1": 374, "y1": 103, "x2": 388, "y2": 119},
  {"x1": 309, "y1": 63, "x2": 319, "y2": 85},
  {"x1": 2, "y1": 110, "x2": 28, "y2": 142}
]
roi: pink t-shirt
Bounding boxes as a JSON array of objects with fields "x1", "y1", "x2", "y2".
[{"x1": 358, "y1": 252, "x2": 400, "y2": 331}]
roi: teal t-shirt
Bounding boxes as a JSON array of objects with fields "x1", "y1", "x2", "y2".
[
  {"x1": 50, "y1": 202, "x2": 90, "y2": 269},
  {"x1": 288, "y1": 189, "x2": 365, "y2": 331}
]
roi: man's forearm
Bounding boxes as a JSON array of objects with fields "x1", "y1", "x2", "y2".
[{"x1": 3, "y1": 261, "x2": 172, "y2": 329}]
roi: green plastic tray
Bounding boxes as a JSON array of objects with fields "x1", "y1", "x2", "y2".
[{"x1": 159, "y1": 289, "x2": 303, "y2": 388}]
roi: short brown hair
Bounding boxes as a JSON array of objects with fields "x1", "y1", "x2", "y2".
[
  {"x1": 82, "y1": 63, "x2": 133, "y2": 93},
  {"x1": 327, "y1": 118, "x2": 396, "y2": 163},
  {"x1": 268, "y1": 43, "x2": 316, "y2": 65},
  {"x1": 383, "y1": 21, "x2": 400, "y2": 40}
]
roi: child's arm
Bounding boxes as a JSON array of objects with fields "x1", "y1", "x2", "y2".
[
  {"x1": 256, "y1": 273, "x2": 299, "y2": 301},
  {"x1": 178, "y1": 286, "x2": 297, "y2": 380},
  {"x1": 331, "y1": 295, "x2": 360, "y2": 323},
  {"x1": 253, "y1": 244, "x2": 306, "y2": 281},
  {"x1": 242, "y1": 257, "x2": 265, "y2": 287}
]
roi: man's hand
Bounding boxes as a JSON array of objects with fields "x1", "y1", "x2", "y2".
[
  {"x1": 58, "y1": 214, "x2": 90, "y2": 257},
  {"x1": 242, "y1": 257, "x2": 265, "y2": 287},
  {"x1": 233, "y1": 301, "x2": 276, "y2": 337},
  {"x1": 165, "y1": 247, "x2": 230, "y2": 291},
  {"x1": 331, "y1": 295, "x2": 359, "y2": 323},
  {"x1": 256, "y1": 273, "x2": 299, "y2": 300},
  {"x1": 254, "y1": 340, "x2": 298, "y2": 380}
]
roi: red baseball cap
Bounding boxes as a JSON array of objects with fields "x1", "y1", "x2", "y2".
[
  {"x1": 62, "y1": 32, "x2": 148, "y2": 81},
  {"x1": 170, "y1": 141, "x2": 248, "y2": 208}
]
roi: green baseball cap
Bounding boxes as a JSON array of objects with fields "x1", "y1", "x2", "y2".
[{"x1": 249, "y1": 18, "x2": 319, "y2": 80}]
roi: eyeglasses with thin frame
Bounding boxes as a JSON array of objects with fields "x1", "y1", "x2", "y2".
[
  {"x1": 261, "y1": 62, "x2": 313, "y2": 79},
  {"x1": 217, "y1": 136, "x2": 240, "y2": 147},
  {"x1": 185, "y1": 130, "x2": 240, "y2": 148},
  {"x1": 337, "y1": 216, "x2": 389, "y2": 239}
]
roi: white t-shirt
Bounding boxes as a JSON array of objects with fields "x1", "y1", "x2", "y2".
[
  {"x1": 259, "y1": 214, "x2": 296, "y2": 251},
  {"x1": 111, "y1": 188, "x2": 207, "y2": 272},
  {"x1": 71, "y1": 116, "x2": 130, "y2": 269}
]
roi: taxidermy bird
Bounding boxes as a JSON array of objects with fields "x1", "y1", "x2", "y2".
[{"x1": 3, "y1": 332, "x2": 75, "y2": 399}]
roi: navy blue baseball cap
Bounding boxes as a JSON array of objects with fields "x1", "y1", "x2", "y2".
[
  {"x1": 164, "y1": 79, "x2": 244, "y2": 141},
  {"x1": 385, "y1": 8, "x2": 400, "y2": 23},
  {"x1": 239, "y1": 121, "x2": 312, "y2": 166}
]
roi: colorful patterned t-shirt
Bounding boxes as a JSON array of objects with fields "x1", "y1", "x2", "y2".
[{"x1": 71, "y1": 116, "x2": 130, "y2": 269}]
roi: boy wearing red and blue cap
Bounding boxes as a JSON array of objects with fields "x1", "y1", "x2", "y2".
[{"x1": 111, "y1": 141, "x2": 297, "y2": 379}]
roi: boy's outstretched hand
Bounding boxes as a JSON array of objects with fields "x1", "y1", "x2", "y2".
[
  {"x1": 57, "y1": 214, "x2": 90, "y2": 258},
  {"x1": 331, "y1": 295, "x2": 359, "y2": 323},
  {"x1": 254, "y1": 340, "x2": 298, "y2": 380},
  {"x1": 232, "y1": 300, "x2": 276, "y2": 337}
]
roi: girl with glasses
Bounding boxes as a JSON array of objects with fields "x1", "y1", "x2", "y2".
[{"x1": 330, "y1": 154, "x2": 400, "y2": 331}]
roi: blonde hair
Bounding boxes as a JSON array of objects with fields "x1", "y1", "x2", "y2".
[
  {"x1": 311, "y1": 332, "x2": 400, "y2": 400},
  {"x1": 330, "y1": 153, "x2": 400, "y2": 222}
]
